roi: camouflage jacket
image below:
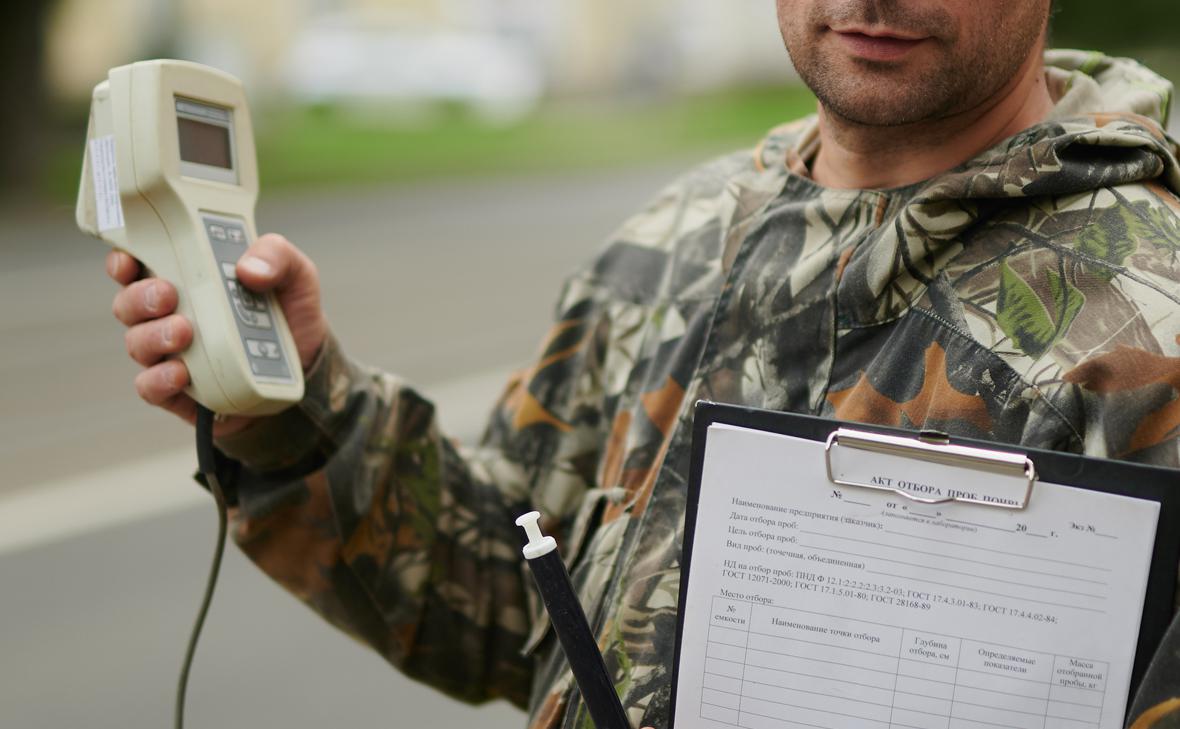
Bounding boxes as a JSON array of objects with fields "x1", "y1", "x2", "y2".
[{"x1": 215, "y1": 51, "x2": 1180, "y2": 728}]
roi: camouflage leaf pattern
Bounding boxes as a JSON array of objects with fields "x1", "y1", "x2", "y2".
[{"x1": 212, "y1": 51, "x2": 1180, "y2": 729}]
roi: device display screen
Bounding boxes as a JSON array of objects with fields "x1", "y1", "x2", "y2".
[
  {"x1": 175, "y1": 98, "x2": 235, "y2": 177},
  {"x1": 178, "y1": 117, "x2": 232, "y2": 168}
]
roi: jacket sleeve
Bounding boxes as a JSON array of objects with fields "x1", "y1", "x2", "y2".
[
  {"x1": 211, "y1": 273, "x2": 613, "y2": 708},
  {"x1": 206, "y1": 148, "x2": 756, "y2": 708}
]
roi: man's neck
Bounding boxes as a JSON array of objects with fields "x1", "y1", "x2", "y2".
[{"x1": 811, "y1": 49, "x2": 1056, "y2": 190}]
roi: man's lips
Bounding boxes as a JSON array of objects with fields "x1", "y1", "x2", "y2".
[{"x1": 830, "y1": 28, "x2": 930, "y2": 62}]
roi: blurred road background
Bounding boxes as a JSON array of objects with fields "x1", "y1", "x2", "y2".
[
  {"x1": 0, "y1": 166, "x2": 684, "y2": 729},
  {"x1": 1, "y1": 1, "x2": 1177, "y2": 727}
]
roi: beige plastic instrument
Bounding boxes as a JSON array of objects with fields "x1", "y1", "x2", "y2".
[{"x1": 77, "y1": 60, "x2": 303, "y2": 415}]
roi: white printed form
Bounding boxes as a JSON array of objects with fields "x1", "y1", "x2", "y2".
[{"x1": 675, "y1": 424, "x2": 1160, "y2": 729}]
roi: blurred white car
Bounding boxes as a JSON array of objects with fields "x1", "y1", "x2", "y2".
[{"x1": 282, "y1": 12, "x2": 545, "y2": 123}]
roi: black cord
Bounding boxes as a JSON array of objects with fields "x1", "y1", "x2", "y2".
[{"x1": 176, "y1": 405, "x2": 228, "y2": 729}]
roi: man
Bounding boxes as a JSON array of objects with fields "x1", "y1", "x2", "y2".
[{"x1": 106, "y1": 1, "x2": 1180, "y2": 727}]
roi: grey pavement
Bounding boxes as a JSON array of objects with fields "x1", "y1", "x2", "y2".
[
  {"x1": 0, "y1": 506, "x2": 528, "y2": 729},
  {"x1": 0, "y1": 164, "x2": 688, "y2": 729}
]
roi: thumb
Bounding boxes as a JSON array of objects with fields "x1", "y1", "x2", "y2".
[
  {"x1": 236, "y1": 233, "x2": 326, "y2": 369},
  {"x1": 237, "y1": 233, "x2": 312, "y2": 293}
]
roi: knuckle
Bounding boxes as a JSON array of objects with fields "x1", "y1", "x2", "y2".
[
  {"x1": 258, "y1": 232, "x2": 289, "y2": 247},
  {"x1": 111, "y1": 252, "x2": 139, "y2": 284},
  {"x1": 134, "y1": 372, "x2": 154, "y2": 403},
  {"x1": 114, "y1": 284, "x2": 145, "y2": 324},
  {"x1": 126, "y1": 323, "x2": 159, "y2": 364},
  {"x1": 158, "y1": 315, "x2": 189, "y2": 351},
  {"x1": 170, "y1": 315, "x2": 193, "y2": 346},
  {"x1": 258, "y1": 233, "x2": 296, "y2": 261},
  {"x1": 142, "y1": 280, "x2": 162, "y2": 315},
  {"x1": 301, "y1": 252, "x2": 318, "y2": 278}
]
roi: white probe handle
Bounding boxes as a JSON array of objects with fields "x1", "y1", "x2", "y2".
[{"x1": 515, "y1": 511, "x2": 557, "y2": 560}]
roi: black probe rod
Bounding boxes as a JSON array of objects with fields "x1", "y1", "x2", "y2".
[{"x1": 516, "y1": 512, "x2": 631, "y2": 729}]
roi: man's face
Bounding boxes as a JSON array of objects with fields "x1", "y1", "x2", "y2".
[{"x1": 778, "y1": 0, "x2": 1051, "y2": 127}]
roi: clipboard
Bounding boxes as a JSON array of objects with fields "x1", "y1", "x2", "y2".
[{"x1": 671, "y1": 401, "x2": 1180, "y2": 727}]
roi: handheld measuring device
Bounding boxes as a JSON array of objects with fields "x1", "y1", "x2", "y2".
[
  {"x1": 77, "y1": 59, "x2": 303, "y2": 415},
  {"x1": 76, "y1": 59, "x2": 306, "y2": 728}
]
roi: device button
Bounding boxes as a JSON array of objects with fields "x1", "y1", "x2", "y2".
[
  {"x1": 220, "y1": 262, "x2": 237, "y2": 279},
  {"x1": 234, "y1": 303, "x2": 272, "y2": 329},
  {"x1": 208, "y1": 224, "x2": 228, "y2": 240},
  {"x1": 246, "y1": 339, "x2": 282, "y2": 360},
  {"x1": 232, "y1": 295, "x2": 273, "y2": 329},
  {"x1": 239, "y1": 289, "x2": 268, "y2": 312},
  {"x1": 227, "y1": 227, "x2": 246, "y2": 243}
]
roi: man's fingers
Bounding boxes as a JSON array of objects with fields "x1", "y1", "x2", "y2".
[
  {"x1": 124, "y1": 314, "x2": 193, "y2": 366},
  {"x1": 236, "y1": 233, "x2": 326, "y2": 369},
  {"x1": 112, "y1": 279, "x2": 178, "y2": 326},
  {"x1": 159, "y1": 393, "x2": 199, "y2": 425},
  {"x1": 105, "y1": 249, "x2": 142, "y2": 286},
  {"x1": 236, "y1": 233, "x2": 317, "y2": 294},
  {"x1": 133, "y1": 360, "x2": 191, "y2": 405}
]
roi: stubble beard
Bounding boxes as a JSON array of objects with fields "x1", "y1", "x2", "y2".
[{"x1": 785, "y1": 1, "x2": 1047, "y2": 128}]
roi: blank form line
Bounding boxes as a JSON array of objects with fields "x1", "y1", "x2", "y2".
[
  {"x1": 700, "y1": 700, "x2": 744, "y2": 718},
  {"x1": 945, "y1": 517, "x2": 1018, "y2": 533},
  {"x1": 738, "y1": 706, "x2": 885, "y2": 729},
  {"x1": 897, "y1": 682, "x2": 1063, "y2": 703},
  {"x1": 1046, "y1": 698, "x2": 1106, "y2": 708},
  {"x1": 882, "y1": 528, "x2": 1112, "y2": 572},
  {"x1": 901, "y1": 682, "x2": 1068, "y2": 702},
  {"x1": 1045, "y1": 714, "x2": 1100, "y2": 725},
  {"x1": 742, "y1": 681, "x2": 894, "y2": 709},
  {"x1": 706, "y1": 656, "x2": 747, "y2": 666},
  {"x1": 798, "y1": 543, "x2": 1107, "y2": 599},
  {"x1": 866, "y1": 569, "x2": 1105, "y2": 613},
  {"x1": 714, "y1": 679, "x2": 898, "y2": 711},
  {"x1": 746, "y1": 646, "x2": 897, "y2": 677},
  {"x1": 951, "y1": 697, "x2": 1051, "y2": 718},
  {"x1": 801, "y1": 529, "x2": 1109, "y2": 584},
  {"x1": 739, "y1": 660, "x2": 895, "y2": 694},
  {"x1": 944, "y1": 713, "x2": 1038, "y2": 729},
  {"x1": 738, "y1": 705, "x2": 889, "y2": 729}
]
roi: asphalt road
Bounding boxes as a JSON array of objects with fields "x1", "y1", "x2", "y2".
[{"x1": 0, "y1": 164, "x2": 686, "y2": 729}]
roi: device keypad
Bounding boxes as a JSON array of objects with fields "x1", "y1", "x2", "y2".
[{"x1": 202, "y1": 214, "x2": 292, "y2": 381}]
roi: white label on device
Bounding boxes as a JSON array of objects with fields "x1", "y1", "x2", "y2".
[{"x1": 89, "y1": 135, "x2": 125, "y2": 232}]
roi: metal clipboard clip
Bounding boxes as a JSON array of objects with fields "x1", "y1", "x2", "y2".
[{"x1": 824, "y1": 428, "x2": 1038, "y2": 510}]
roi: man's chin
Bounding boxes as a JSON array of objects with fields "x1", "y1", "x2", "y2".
[{"x1": 817, "y1": 87, "x2": 944, "y2": 128}]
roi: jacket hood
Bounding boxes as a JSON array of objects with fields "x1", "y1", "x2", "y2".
[
  {"x1": 830, "y1": 50, "x2": 1180, "y2": 324},
  {"x1": 937, "y1": 50, "x2": 1179, "y2": 201},
  {"x1": 1045, "y1": 49, "x2": 1174, "y2": 130}
]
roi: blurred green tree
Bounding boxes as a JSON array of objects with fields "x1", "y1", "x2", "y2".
[{"x1": 1053, "y1": 0, "x2": 1179, "y2": 52}]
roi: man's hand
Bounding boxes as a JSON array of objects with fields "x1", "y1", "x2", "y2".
[{"x1": 106, "y1": 233, "x2": 327, "y2": 435}]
